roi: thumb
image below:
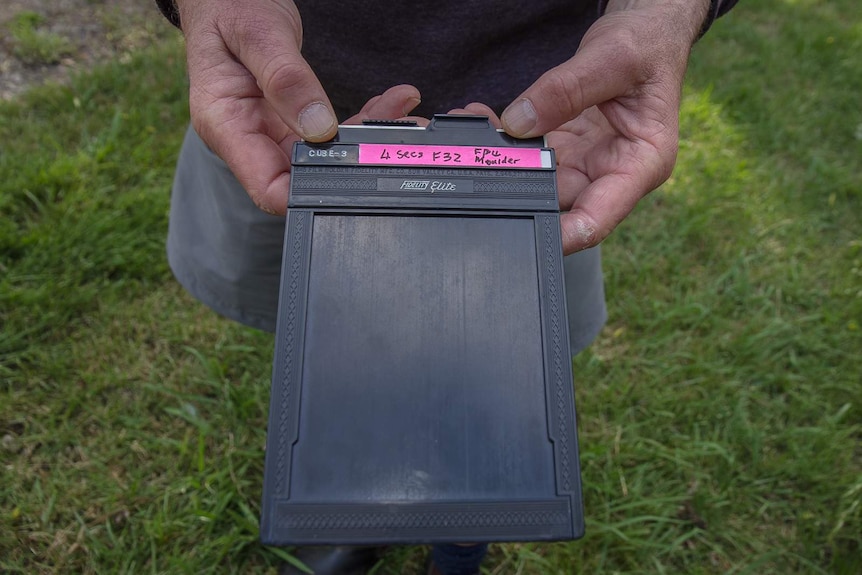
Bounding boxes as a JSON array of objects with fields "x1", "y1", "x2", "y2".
[
  {"x1": 500, "y1": 22, "x2": 641, "y2": 138},
  {"x1": 219, "y1": 4, "x2": 337, "y2": 142}
]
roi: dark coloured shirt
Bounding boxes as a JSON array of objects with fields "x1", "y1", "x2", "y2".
[
  {"x1": 296, "y1": 0, "x2": 598, "y2": 119},
  {"x1": 295, "y1": 0, "x2": 740, "y2": 119}
]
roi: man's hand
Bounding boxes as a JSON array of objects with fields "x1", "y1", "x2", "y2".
[
  {"x1": 500, "y1": 0, "x2": 710, "y2": 254},
  {"x1": 175, "y1": 0, "x2": 422, "y2": 214}
]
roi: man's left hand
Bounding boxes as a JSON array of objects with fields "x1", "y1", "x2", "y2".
[{"x1": 499, "y1": 0, "x2": 711, "y2": 254}]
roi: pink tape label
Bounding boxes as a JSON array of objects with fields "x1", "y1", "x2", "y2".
[{"x1": 358, "y1": 144, "x2": 549, "y2": 169}]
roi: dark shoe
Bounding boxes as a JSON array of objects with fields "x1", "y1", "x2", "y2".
[
  {"x1": 278, "y1": 546, "x2": 384, "y2": 575},
  {"x1": 426, "y1": 543, "x2": 487, "y2": 575}
]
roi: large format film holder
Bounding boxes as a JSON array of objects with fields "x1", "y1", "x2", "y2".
[{"x1": 260, "y1": 115, "x2": 585, "y2": 545}]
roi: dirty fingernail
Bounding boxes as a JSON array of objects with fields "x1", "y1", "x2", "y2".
[
  {"x1": 299, "y1": 102, "x2": 336, "y2": 139},
  {"x1": 502, "y1": 98, "x2": 537, "y2": 136}
]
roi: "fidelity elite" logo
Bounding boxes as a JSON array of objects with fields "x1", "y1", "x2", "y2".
[
  {"x1": 400, "y1": 180, "x2": 429, "y2": 190},
  {"x1": 400, "y1": 180, "x2": 458, "y2": 191}
]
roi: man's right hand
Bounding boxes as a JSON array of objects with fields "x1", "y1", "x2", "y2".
[{"x1": 175, "y1": 0, "x2": 422, "y2": 215}]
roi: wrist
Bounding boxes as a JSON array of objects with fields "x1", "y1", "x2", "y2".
[{"x1": 602, "y1": 0, "x2": 711, "y2": 44}]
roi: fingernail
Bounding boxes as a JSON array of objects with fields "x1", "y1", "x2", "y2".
[
  {"x1": 502, "y1": 98, "x2": 537, "y2": 136},
  {"x1": 403, "y1": 97, "x2": 421, "y2": 116},
  {"x1": 299, "y1": 102, "x2": 336, "y2": 139}
]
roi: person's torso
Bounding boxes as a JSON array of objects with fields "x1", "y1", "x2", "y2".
[{"x1": 295, "y1": 0, "x2": 598, "y2": 119}]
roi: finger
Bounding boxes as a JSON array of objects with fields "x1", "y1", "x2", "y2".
[
  {"x1": 183, "y1": 30, "x2": 297, "y2": 215},
  {"x1": 359, "y1": 94, "x2": 384, "y2": 115},
  {"x1": 463, "y1": 102, "x2": 502, "y2": 128},
  {"x1": 446, "y1": 103, "x2": 503, "y2": 129},
  {"x1": 500, "y1": 24, "x2": 640, "y2": 137},
  {"x1": 559, "y1": 170, "x2": 650, "y2": 255},
  {"x1": 555, "y1": 166, "x2": 592, "y2": 211},
  {"x1": 348, "y1": 85, "x2": 422, "y2": 124},
  {"x1": 221, "y1": 7, "x2": 338, "y2": 142},
  {"x1": 235, "y1": 86, "x2": 426, "y2": 213},
  {"x1": 197, "y1": 98, "x2": 295, "y2": 215}
]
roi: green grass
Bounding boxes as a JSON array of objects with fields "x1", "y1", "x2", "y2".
[
  {"x1": 6, "y1": 11, "x2": 75, "y2": 66},
  {"x1": 1, "y1": 0, "x2": 860, "y2": 573}
]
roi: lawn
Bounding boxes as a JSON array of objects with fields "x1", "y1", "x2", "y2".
[{"x1": 1, "y1": 0, "x2": 860, "y2": 573}]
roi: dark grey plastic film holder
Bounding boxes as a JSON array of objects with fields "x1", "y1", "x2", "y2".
[{"x1": 260, "y1": 115, "x2": 584, "y2": 545}]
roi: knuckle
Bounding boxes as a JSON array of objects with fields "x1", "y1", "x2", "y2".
[
  {"x1": 648, "y1": 138, "x2": 679, "y2": 188},
  {"x1": 222, "y1": 11, "x2": 266, "y2": 48},
  {"x1": 220, "y1": 9, "x2": 308, "y2": 97},
  {"x1": 540, "y1": 67, "x2": 585, "y2": 119},
  {"x1": 243, "y1": 177, "x2": 274, "y2": 213},
  {"x1": 612, "y1": 27, "x2": 641, "y2": 67},
  {"x1": 584, "y1": 23, "x2": 649, "y2": 81},
  {"x1": 254, "y1": 185, "x2": 288, "y2": 216},
  {"x1": 658, "y1": 146, "x2": 678, "y2": 183},
  {"x1": 261, "y1": 57, "x2": 313, "y2": 97}
]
